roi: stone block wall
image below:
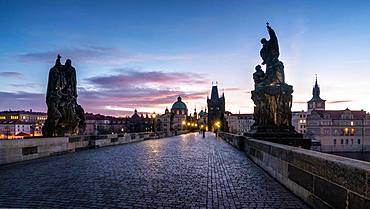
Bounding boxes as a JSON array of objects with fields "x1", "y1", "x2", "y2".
[
  {"x1": 0, "y1": 132, "x2": 158, "y2": 165},
  {"x1": 220, "y1": 132, "x2": 370, "y2": 209}
]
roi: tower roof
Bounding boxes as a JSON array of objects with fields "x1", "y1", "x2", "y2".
[
  {"x1": 309, "y1": 75, "x2": 325, "y2": 102},
  {"x1": 211, "y1": 85, "x2": 219, "y2": 99}
]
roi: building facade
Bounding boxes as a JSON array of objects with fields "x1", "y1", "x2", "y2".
[
  {"x1": 292, "y1": 111, "x2": 308, "y2": 135},
  {"x1": 307, "y1": 109, "x2": 370, "y2": 152},
  {"x1": 157, "y1": 108, "x2": 171, "y2": 133},
  {"x1": 225, "y1": 113, "x2": 254, "y2": 135},
  {"x1": 0, "y1": 110, "x2": 47, "y2": 138}
]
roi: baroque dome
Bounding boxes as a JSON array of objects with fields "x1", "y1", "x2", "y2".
[{"x1": 171, "y1": 96, "x2": 187, "y2": 110}]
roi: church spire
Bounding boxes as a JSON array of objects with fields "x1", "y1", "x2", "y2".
[
  {"x1": 307, "y1": 75, "x2": 326, "y2": 112},
  {"x1": 312, "y1": 74, "x2": 321, "y2": 100}
]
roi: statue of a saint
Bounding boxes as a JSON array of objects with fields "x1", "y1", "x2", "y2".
[
  {"x1": 42, "y1": 55, "x2": 85, "y2": 137},
  {"x1": 253, "y1": 65, "x2": 265, "y2": 87},
  {"x1": 260, "y1": 23, "x2": 280, "y2": 66}
]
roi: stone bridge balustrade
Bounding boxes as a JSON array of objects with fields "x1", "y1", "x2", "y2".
[{"x1": 219, "y1": 131, "x2": 370, "y2": 209}]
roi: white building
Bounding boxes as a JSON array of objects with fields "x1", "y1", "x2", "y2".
[
  {"x1": 292, "y1": 111, "x2": 308, "y2": 135},
  {"x1": 157, "y1": 108, "x2": 171, "y2": 133},
  {"x1": 225, "y1": 113, "x2": 254, "y2": 135}
]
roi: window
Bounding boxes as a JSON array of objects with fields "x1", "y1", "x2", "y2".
[
  {"x1": 333, "y1": 139, "x2": 337, "y2": 145},
  {"x1": 341, "y1": 139, "x2": 344, "y2": 144},
  {"x1": 10, "y1": 116, "x2": 19, "y2": 120},
  {"x1": 345, "y1": 139, "x2": 348, "y2": 144},
  {"x1": 0, "y1": 116, "x2": 5, "y2": 120},
  {"x1": 340, "y1": 128, "x2": 355, "y2": 136},
  {"x1": 351, "y1": 139, "x2": 353, "y2": 144},
  {"x1": 358, "y1": 139, "x2": 361, "y2": 144}
]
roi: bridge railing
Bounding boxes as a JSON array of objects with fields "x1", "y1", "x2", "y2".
[
  {"x1": 219, "y1": 132, "x2": 370, "y2": 209},
  {"x1": 0, "y1": 131, "x2": 190, "y2": 166}
]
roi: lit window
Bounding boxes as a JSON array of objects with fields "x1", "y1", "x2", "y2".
[
  {"x1": 351, "y1": 128, "x2": 355, "y2": 136},
  {"x1": 0, "y1": 116, "x2": 5, "y2": 120},
  {"x1": 350, "y1": 121, "x2": 354, "y2": 126}
]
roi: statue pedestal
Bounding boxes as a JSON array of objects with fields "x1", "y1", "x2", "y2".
[{"x1": 249, "y1": 83, "x2": 311, "y2": 149}]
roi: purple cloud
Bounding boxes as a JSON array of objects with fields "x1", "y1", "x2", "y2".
[
  {"x1": 86, "y1": 69, "x2": 207, "y2": 88},
  {"x1": 0, "y1": 69, "x2": 210, "y2": 116},
  {"x1": 17, "y1": 46, "x2": 194, "y2": 65},
  {"x1": 10, "y1": 83, "x2": 43, "y2": 89},
  {"x1": 78, "y1": 70, "x2": 209, "y2": 114},
  {"x1": 0, "y1": 91, "x2": 45, "y2": 111},
  {"x1": 0, "y1": 72, "x2": 23, "y2": 79}
]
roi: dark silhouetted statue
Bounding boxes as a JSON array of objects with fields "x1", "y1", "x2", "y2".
[
  {"x1": 42, "y1": 55, "x2": 86, "y2": 137},
  {"x1": 246, "y1": 23, "x2": 310, "y2": 148}
]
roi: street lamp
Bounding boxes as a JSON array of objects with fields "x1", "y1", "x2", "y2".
[{"x1": 152, "y1": 112, "x2": 156, "y2": 133}]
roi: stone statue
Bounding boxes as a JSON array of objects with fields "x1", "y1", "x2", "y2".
[
  {"x1": 260, "y1": 22, "x2": 280, "y2": 66},
  {"x1": 42, "y1": 55, "x2": 86, "y2": 137},
  {"x1": 246, "y1": 24, "x2": 310, "y2": 148},
  {"x1": 253, "y1": 65, "x2": 265, "y2": 87},
  {"x1": 250, "y1": 24, "x2": 295, "y2": 133}
]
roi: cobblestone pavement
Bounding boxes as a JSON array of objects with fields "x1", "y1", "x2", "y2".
[{"x1": 0, "y1": 133, "x2": 309, "y2": 209}]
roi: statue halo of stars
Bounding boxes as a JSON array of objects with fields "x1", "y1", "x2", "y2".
[
  {"x1": 246, "y1": 23, "x2": 310, "y2": 148},
  {"x1": 42, "y1": 55, "x2": 86, "y2": 137}
]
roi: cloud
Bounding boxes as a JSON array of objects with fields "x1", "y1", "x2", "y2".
[
  {"x1": 0, "y1": 91, "x2": 45, "y2": 111},
  {"x1": 224, "y1": 87, "x2": 241, "y2": 91},
  {"x1": 10, "y1": 83, "x2": 43, "y2": 89},
  {"x1": 0, "y1": 72, "x2": 23, "y2": 79},
  {"x1": 86, "y1": 69, "x2": 207, "y2": 89},
  {"x1": 17, "y1": 46, "x2": 195, "y2": 65},
  {"x1": 293, "y1": 101, "x2": 307, "y2": 104},
  {"x1": 0, "y1": 69, "x2": 209, "y2": 116},
  {"x1": 328, "y1": 100, "x2": 353, "y2": 104},
  {"x1": 79, "y1": 69, "x2": 209, "y2": 114}
]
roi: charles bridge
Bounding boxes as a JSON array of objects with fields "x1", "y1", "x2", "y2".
[
  {"x1": 0, "y1": 132, "x2": 309, "y2": 208},
  {"x1": 1, "y1": 132, "x2": 370, "y2": 208},
  {"x1": 1, "y1": 24, "x2": 370, "y2": 209}
]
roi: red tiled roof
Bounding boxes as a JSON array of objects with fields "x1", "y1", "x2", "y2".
[{"x1": 313, "y1": 109, "x2": 366, "y2": 120}]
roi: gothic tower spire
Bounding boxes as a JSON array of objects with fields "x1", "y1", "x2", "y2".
[{"x1": 307, "y1": 75, "x2": 326, "y2": 112}]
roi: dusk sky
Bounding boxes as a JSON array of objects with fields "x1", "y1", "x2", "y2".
[{"x1": 1, "y1": 0, "x2": 370, "y2": 116}]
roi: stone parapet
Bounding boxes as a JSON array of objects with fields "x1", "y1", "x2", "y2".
[
  {"x1": 0, "y1": 131, "x2": 189, "y2": 165},
  {"x1": 220, "y1": 132, "x2": 370, "y2": 209}
]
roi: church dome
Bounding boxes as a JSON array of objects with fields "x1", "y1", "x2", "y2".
[{"x1": 171, "y1": 96, "x2": 187, "y2": 110}]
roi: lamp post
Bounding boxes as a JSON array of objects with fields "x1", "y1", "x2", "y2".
[
  {"x1": 151, "y1": 112, "x2": 156, "y2": 133},
  {"x1": 214, "y1": 121, "x2": 221, "y2": 138}
]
